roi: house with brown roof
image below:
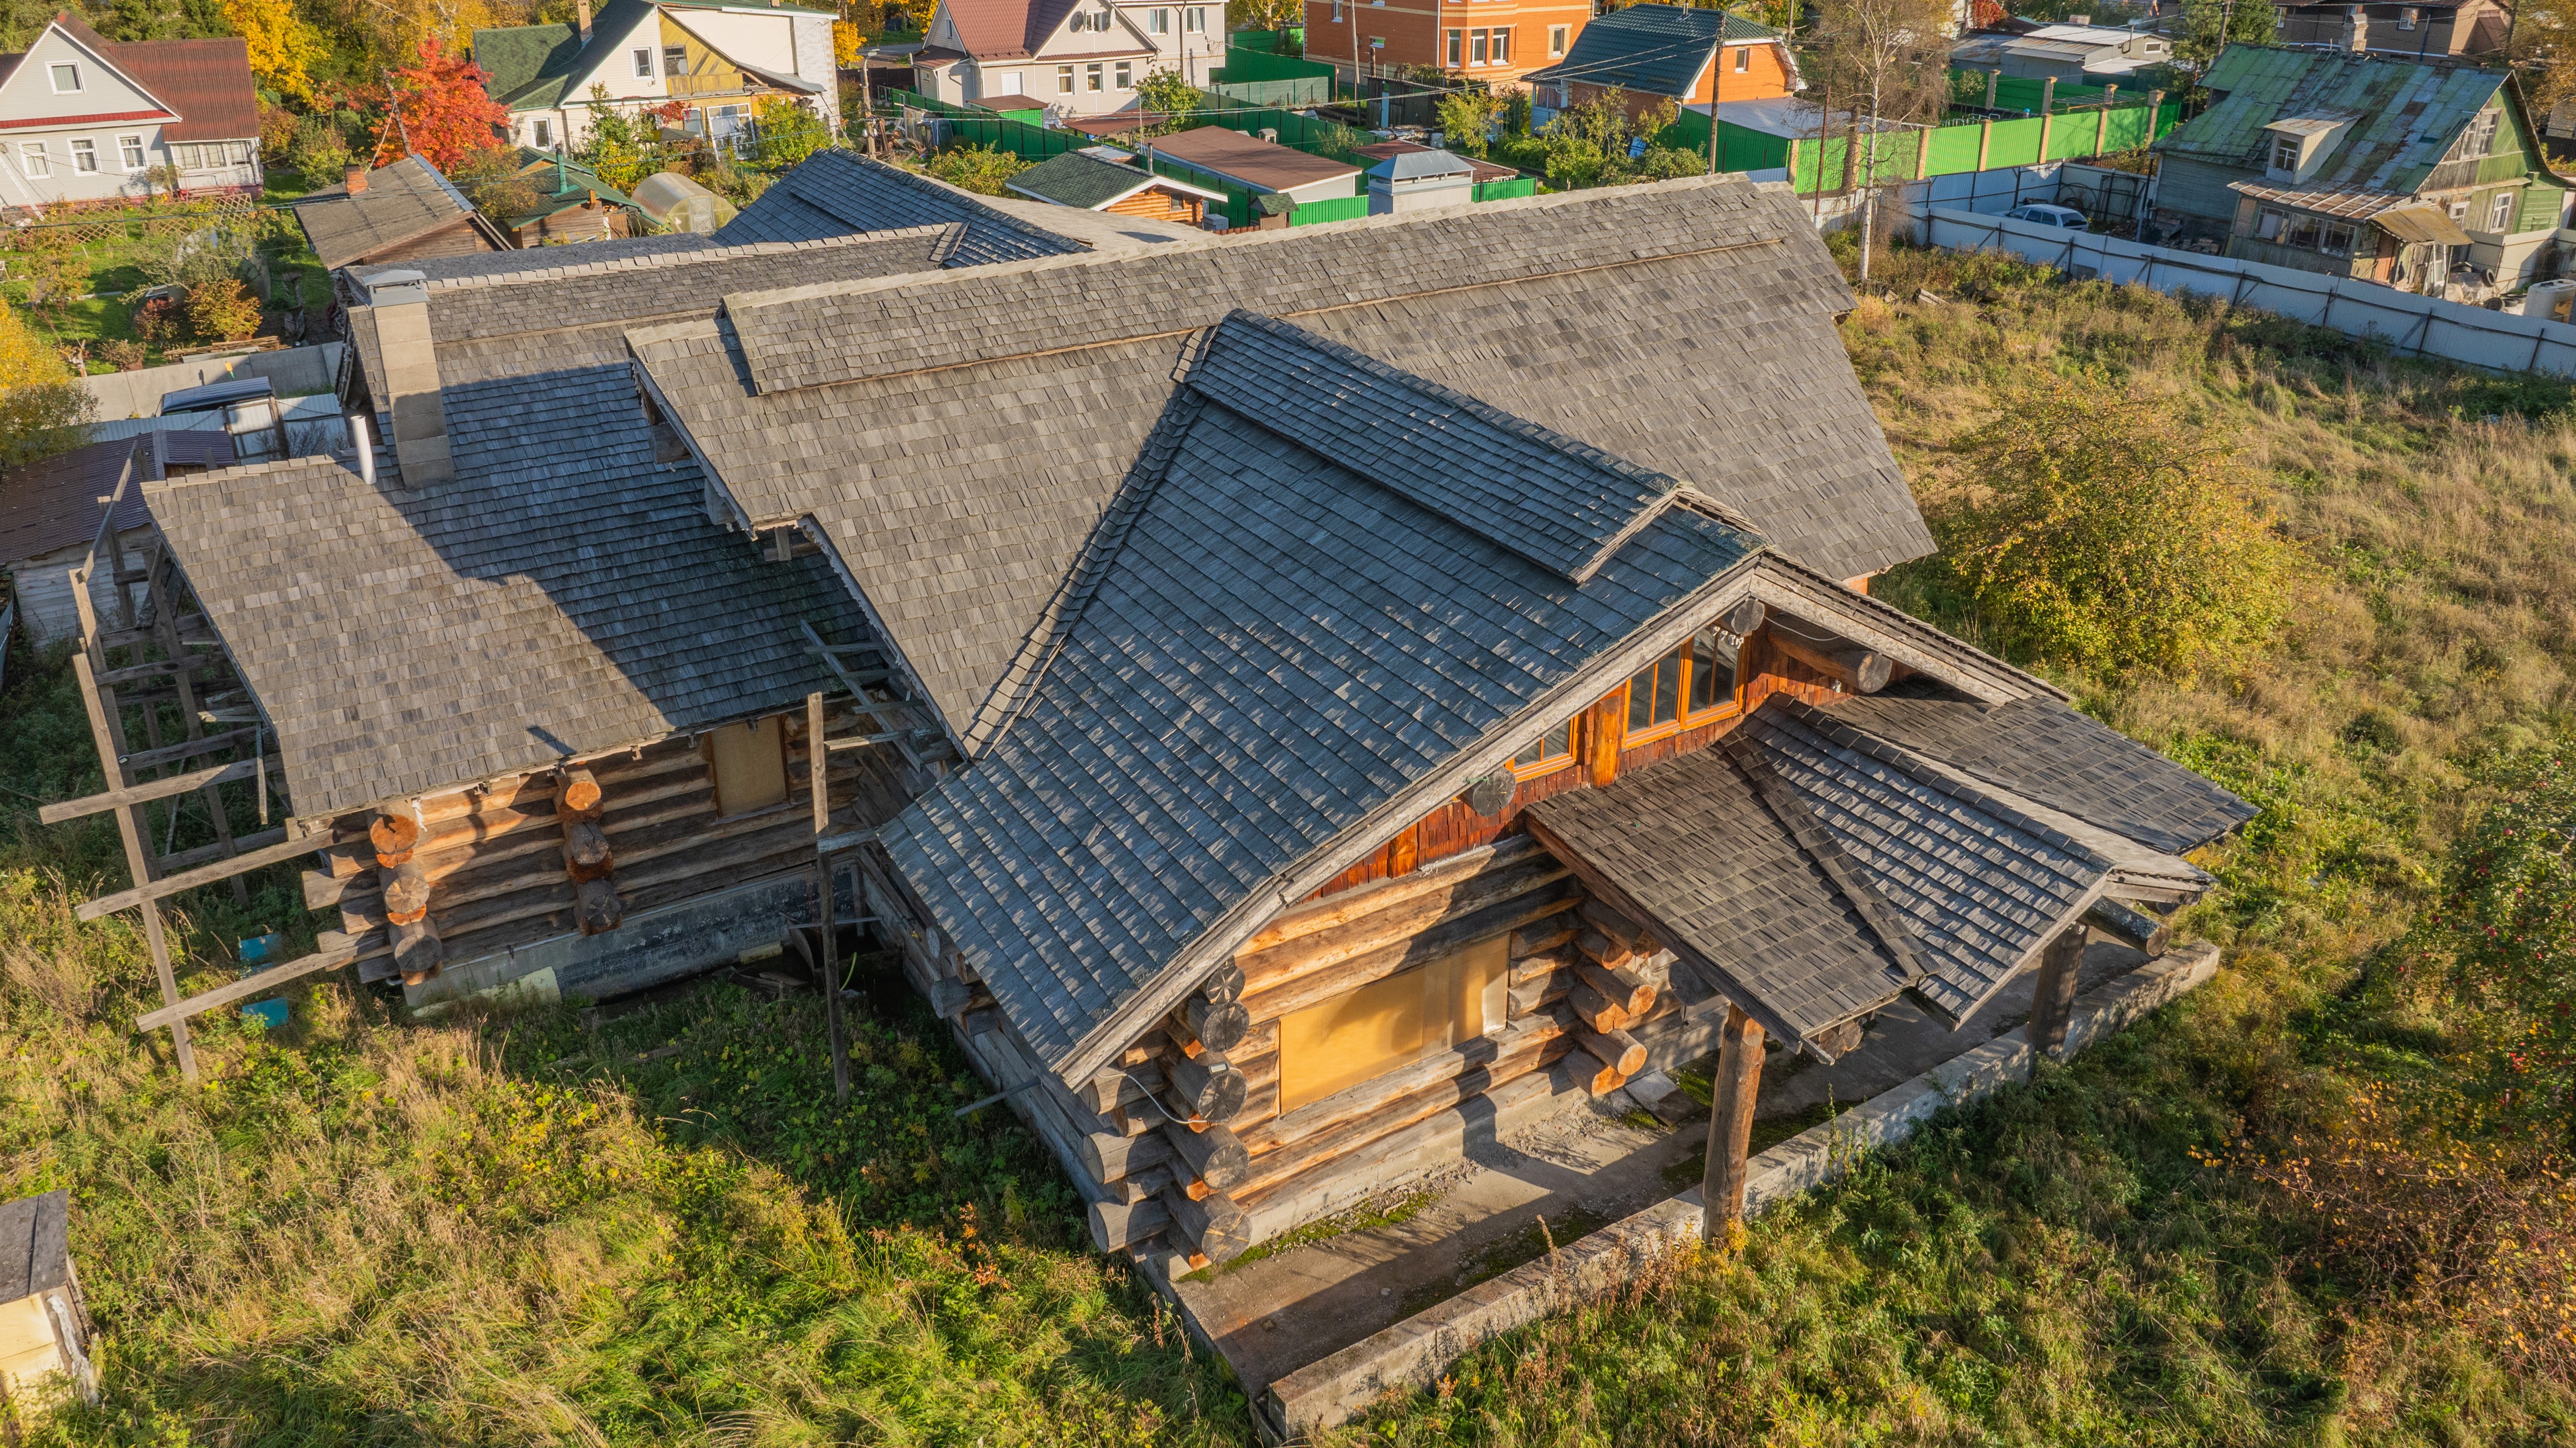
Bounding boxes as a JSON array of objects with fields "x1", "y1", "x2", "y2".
[
  {"x1": 0, "y1": 429, "x2": 232, "y2": 642},
  {"x1": 917, "y1": 0, "x2": 1224, "y2": 118},
  {"x1": 0, "y1": 12, "x2": 260, "y2": 213},
  {"x1": 1146, "y1": 125, "x2": 1362, "y2": 210},
  {"x1": 290, "y1": 156, "x2": 514, "y2": 275}
]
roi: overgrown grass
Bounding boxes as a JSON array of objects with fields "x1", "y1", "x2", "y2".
[{"x1": 5, "y1": 242, "x2": 2575, "y2": 1444}]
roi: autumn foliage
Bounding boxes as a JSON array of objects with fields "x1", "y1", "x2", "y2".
[{"x1": 377, "y1": 36, "x2": 509, "y2": 172}]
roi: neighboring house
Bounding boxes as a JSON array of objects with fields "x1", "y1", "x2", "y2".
[
  {"x1": 492, "y1": 149, "x2": 640, "y2": 244},
  {"x1": 1005, "y1": 147, "x2": 1226, "y2": 226},
  {"x1": 2270, "y1": 0, "x2": 2509, "y2": 58},
  {"x1": 1523, "y1": 5, "x2": 1796, "y2": 123},
  {"x1": 1950, "y1": 21, "x2": 2172, "y2": 85},
  {"x1": 473, "y1": 0, "x2": 839, "y2": 157},
  {"x1": 0, "y1": 12, "x2": 259, "y2": 213},
  {"x1": 290, "y1": 156, "x2": 513, "y2": 273},
  {"x1": 717, "y1": 146, "x2": 1092, "y2": 259},
  {"x1": 2152, "y1": 47, "x2": 2570, "y2": 294},
  {"x1": 1304, "y1": 0, "x2": 1590, "y2": 87},
  {"x1": 1351, "y1": 139, "x2": 1520, "y2": 186},
  {"x1": 916, "y1": 0, "x2": 1225, "y2": 118},
  {"x1": 1145, "y1": 125, "x2": 1361, "y2": 209},
  {"x1": 0, "y1": 430, "x2": 232, "y2": 643}
]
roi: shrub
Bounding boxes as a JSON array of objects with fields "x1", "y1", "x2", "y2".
[
  {"x1": 1434, "y1": 89, "x2": 1501, "y2": 156},
  {"x1": 0, "y1": 297, "x2": 91, "y2": 465},
  {"x1": 2408, "y1": 740, "x2": 2576, "y2": 1115},
  {"x1": 187, "y1": 277, "x2": 263, "y2": 341},
  {"x1": 258, "y1": 100, "x2": 298, "y2": 160},
  {"x1": 288, "y1": 111, "x2": 352, "y2": 178},
  {"x1": 1932, "y1": 371, "x2": 2301, "y2": 679},
  {"x1": 923, "y1": 144, "x2": 1030, "y2": 195},
  {"x1": 130, "y1": 293, "x2": 181, "y2": 343},
  {"x1": 98, "y1": 338, "x2": 145, "y2": 370},
  {"x1": 754, "y1": 94, "x2": 831, "y2": 169},
  {"x1": 1135, "y1": 65, "x2": 1200, "y2": 125},
  {"x1": 449, "y1": 144, "x2": 541, "y2": 223}
]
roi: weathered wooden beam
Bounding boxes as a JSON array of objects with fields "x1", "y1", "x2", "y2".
[
  {"x1": 1089, "y1": 1195, "x2": 1170, "y2": 1253},
  {"x1": 1766, "y1": 631, "x2": 1895, "y2": 694},
  {"x1": 369, "y1": 813, "x2": 421, "y2": 863},
  {"x1": 380, "y1": 858, "x2": 432, "y2": 921},
  {"x1": 1172, "y1": 995, "x2": 1250, "y2": 1054},
  {"x1": 156, "y1": 825, "x2": 288, "y2": 877},
  {"x1": 39, "y1": 759, "x2": 257, "y2": 824},
  {"x1": 1166, "y1": 1050, "x2": 1247, "y2": 1122},
  {"x1": 1077, "y1": 1123, "x2": 1172, "y2": 1183},
  {"x1": 76, "y1": 830, "x2": 320, "y2": 921},
  {"x1": 1159, "y1": 1119, "x2": 1250, "y2": 1191},
  {"x1": 114, "y1": 727, "x2": 258, "y2": 775},
  {"x1": 134, "y1": 942, "x2": 359, "y2": 1032},
  {"x1": 1573, "y1": 958, "x2": 1653, "y2": 1017},
  {"x1": 574, "y1": 876, "x2": 624, "y2": 936},
  {"x1": 2082, "y1": 898, "x2": 2170, "y2": 956},
  {"x1": 1159, "y1": 1183, "x2": 1250, "y2": 1264},
  {"x1": 69, "y1": 649, "x2": 194, "y2": 1081},
  {"x1": 391, "y1": 915, "x2": 443, "y2": 983},
  {"x1": 2028, "y1": 924, "x2": 2086, "y2": 1059},
  {"x1": 1573, "y1": 1025, "x2": 1645, "y2": 1078},
  {"x1": 1074, "y1": 1062, "x2": 1164, "y2": 1115},
  {"x1": 1198, "y1": 960, "x2": 1247, "y2": 1006},
  {"x1": 1566, "y1": 976, "x2": 1629, "y2": 1034},
  {"x1": 1701, "y1": 1003, "x2": 1765, "y2": 1245}
]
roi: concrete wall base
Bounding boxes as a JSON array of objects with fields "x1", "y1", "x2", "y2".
[
  {"x1": 1254, "y1": 942, "x2": 2223, "y2": 1440},
  {"x1": 404, "y1": 869, "x2": 817, "y2": 1010}
]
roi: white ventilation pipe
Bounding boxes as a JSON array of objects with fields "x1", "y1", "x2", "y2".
[{"x1": 347, "y1": 412, "x2": 375, "y2": 488}]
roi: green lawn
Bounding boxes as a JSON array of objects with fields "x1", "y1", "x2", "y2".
[{"x1": 0, "y1": 241, "x2": 2571, "y2": 1445}]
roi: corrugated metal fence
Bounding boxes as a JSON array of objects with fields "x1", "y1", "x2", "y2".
[{"x1": 1921, "y1": 205, "x2": 2576, "y2": 377}]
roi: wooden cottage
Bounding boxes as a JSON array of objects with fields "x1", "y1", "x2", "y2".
[
  {"x1": 95, "y1": 175, "x2": 2245, "y2": 1383},
  {"x1": 289, "y1": 155, "x2": 513, "y2": 274}
]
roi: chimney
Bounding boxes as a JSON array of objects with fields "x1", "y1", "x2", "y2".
[
  {"x1": 2344, "y1": 4, "x2": 2369, "y2": 49},
  {"x1": 577, "y1": 0, "x2": 592, "y2": 41},
  {"x1": 359, "y1": 271, "x2": 453, "y2": 488},
  {"x1": 345, "y1": 163, "x2": 366, "y2": 193}
]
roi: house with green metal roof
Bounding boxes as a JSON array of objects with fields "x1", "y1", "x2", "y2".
[
  {"x1": 1522, "y1": 4, "x2": 1798, "y2": 126},
  {"x1": 472, "y1": 0, "x2": 838, "y2": 159},
  {"x1": 2151, "y1": 46, "x2": 2569, "y2": 295}
]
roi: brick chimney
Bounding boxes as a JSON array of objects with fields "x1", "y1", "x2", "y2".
[
  {"x1": 345, "y1": 163, "x2": 366, "y2": 193},
  {"x1": 578, "y1": 0, "x2": 592, "y2": 41}
]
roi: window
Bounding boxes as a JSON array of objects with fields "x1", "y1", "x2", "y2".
[
  {"x1": 1447, "y1": 27, "x2": 1462, "y2": 64},
  {"x1": 1276, "y1": 935, "x2": 1509, "y2": 1111},
  {"x1": 48, "y1": 63, "x2": 78, "y2": 92},
  {"x1": 1370, "y1": 35, "x2": 1384, "y2": 50},
  {"x1": 1686, "y1": 625, "x2": 1739, "y2": 718},
  {"x1": 634, "y1": 46, "x2": 654, "y2": 77},
  {"x1": 1185, "y1": 5, "x2": 1205, "y2": 29},
  {"x1": 1470, "y1": 26, "x2": 1487, "y2": 64},
  {"x1": 705, "y1": 717, "x2": 788, "y2": 816},
  {"x1": 2489, "y1": 191, "x2": 2515, "y2": 232},
  {"x1": 1058, "y1": 64, "x2": 1076, "y2": 92},
  {"x1": 2269, "y1": 134, "x2": 2300, "y2": 172},
  {"x1": 175, "y1": 142, "x2": 200, "y2": 169},
  {"x1": 2284, "y1": 213, "x2": 2319, "y2": 249},
  {"x1": 2398, "y1": 5, "x2": 2418, "y2": 25},
  {"x1": 993, "y1": 70, "x2": 1023, "y2": 94},
  {"x1": 69, "y1": 138, "x2": 95, "y2": 173},
  {"x1": 1491, "y1": 26, "x2": 1508, "y2": 63},
  {"x1": 1150, "y1": 6, "x2": 1169, "y2": 31},
  {"x1": 2461, "y1": 109, "x2": 2499, "y2": 158},
  {"x1": 1733, "y1": 45, "x2": 1749, "y2": 72},
  {"x1": 1548, "y1": 23, "x2": 1567, "y2": 54},
  {"x1": 665, "y1": 44, "x2": 689, "y2": 77},
  {"x1": 230, "y1": 141, "x2": 252, "y2": 164},
  {"x1": 1115, "y1": 60, "x2": 1131, "y2": 87},
  {"x1": 1086, "y1": 62, "x2": 1104, "y2": 90},
  {"x1": 2449, "y1": 199, "x2": 2470, "y2": 222},
  {"x1": 533, "y1": 117, "x2": 554, "y2": 149},
  {"x1": 1625, "y1": 643, "x2": 1685, "y2": 738},
  {"x1": 1331, "y1": 0, "x2": 1342, "y2": 19},
  {"x1": 1510, "y1": 713, "x2": 1577, "y2": 776},
  {"x1": 19, "y1": 142, "x2": 47, "y2": 178},
  {"x1": 2320, "y1": 222, "x2": 2354, "y2": 256},
  {"x1": 2255, "y1": 207, "x2": 2285, "y2": 240},
  {"x1": 117, "y1": 135, "x2": 143, "y2": 170}
]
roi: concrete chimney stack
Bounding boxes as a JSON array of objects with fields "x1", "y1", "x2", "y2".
[
  {"x1": 358, "y1": 271, "x2": 453, "y2": 488},
  {"x1": 578, "y1": 0, "x2": 593, "y2": 41}
]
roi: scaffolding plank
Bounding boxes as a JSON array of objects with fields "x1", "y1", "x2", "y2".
[
  {"x1": 38, "y1": 759, "x2": 258, "y2": 824},
  {"x1": 134, "y1": 943, "x2": 359, "y2": 1033},
  {"x1": 78, "y1": 831, "x2": 320, "y2": 921}
]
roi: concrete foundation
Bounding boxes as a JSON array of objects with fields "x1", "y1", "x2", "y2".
[{"x1": 404, "y1": 869, "x2": 817, "y2": 1010}]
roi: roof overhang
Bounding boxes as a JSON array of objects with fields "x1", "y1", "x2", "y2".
[{"x1": 2376, "y1": 203, "x2": 2474, "y2": 245}]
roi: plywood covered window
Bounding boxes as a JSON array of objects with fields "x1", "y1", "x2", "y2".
[
  {"x1": 705, "y1": 717, "x2": 788, "y2": 817},
  {"x1": 1277, "y1": 936, "x2": 1509, "y2": 1110}
]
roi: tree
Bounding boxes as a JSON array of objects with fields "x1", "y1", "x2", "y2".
[
  {"x1": 576, "y1": 84, "x2": 658, "y2": 189},
  {"x1": 377, "y1": 35, "x2": 508, "y2": 171},
  {"x1": 0, "y1": 297, "x2": 93, "y2": 468},
  {"x1": 922, "y1": 143, "x2": 1030, "y2": 194},
  {"x1": 1803, "y1": 0, "x2": 1951, "y2": 282},
  {"x1": 1134, "y1": 64, "x2": 1200, "y2": 125},
  {"x1": 187, "y1": 276, "x2": 263, "y2": 341},
  {"x1": 1933, "y1": 373, "x2": 2300, "y2": 680},
  {"x1": 2512, "y1": 2, "x2": 2576, "y2": 134},
  {"x1": 1227, "y1": 0, "x2": 1301, "y2": 30},
  {"x1": 833, "y1": 16, "x2": 866, "y2": 65},
  {"x1": 449, "y1": 143, "x2": 539, "y2": 221},
  {"x1": 754, "y1": 94, "x2": 829, "y2": 169},
  {"x1": 2173, "y1": 0, "x2": 2276, "y2": 74},
  {"x1": 223, "y1": 0, "x2": 328, "y2": 102},
  {"x1": 1434, "y1": 87, "x2": 1501, "y2": 155}
]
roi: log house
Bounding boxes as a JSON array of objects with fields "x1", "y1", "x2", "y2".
[{"x1": 87, "y1": 174, "x2": 2251, "y2": 1323}]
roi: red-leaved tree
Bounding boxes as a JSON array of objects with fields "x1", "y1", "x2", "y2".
[{"x1": 376, "y1": 37, "x2": 509, "y2": 173}]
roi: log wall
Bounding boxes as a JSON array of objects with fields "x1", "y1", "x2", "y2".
[{"x1": 315, "y1": 707, "x2": 914, "y2": 982}]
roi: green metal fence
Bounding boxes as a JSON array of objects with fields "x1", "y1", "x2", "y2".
[
  {"x1": 1472, "y1": 176, "x2": 1537, "y2": 201},
  {"x1": 1658, "y1": 97, "x2": 2181, "y2": 195},
  {"x1": 1212, "y1": 45, "x2": 1337, "y2": 86}
]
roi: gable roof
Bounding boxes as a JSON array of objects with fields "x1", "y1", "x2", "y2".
[
  {"x1": 81, "y1": 32, "x2": 258, "y2": 142},
  {"x1": 291, "y1": 156, "x2": 502, "y2": 270},
  {"x1": 1530, "y1": 691, "x2": 2233, "y2": 1051},
  {"x1": 1352, "y1": 139, "x2": 1519, "y2": 184},
  {"x1": 1145, "y1": 125, "x2": 1361, "y2": 192},
  {"x1": 472, "y1": 18, "x2": 587, "y2": 109},
  {"x1": 346, "y1": 231, "x2": 715, "y2": 290},
  {"x1": 1005, "y1": 149, "x2": 1224, "y2": 209},
  {"x1": 1523, "y1": 3, "x2": 1781, "y2": 96},
  {"x1": 2155, "y1": 46, "x2": 2515, "y2": 198},
  {"x1": 156, "y1": 227, "x2": 958, "y2": 819},
  {"x1": 877, "y1": 312, "x2": 1767, "y2": 1075},
  {"x1": 715, "y1": 147, "x2": 1090, "y2": 263},
  {"x1": 629, "y1": 176, "x2": 1933, "y2": 758},
  {"x1": 938, "y1": 0, "x2": 1084, "y2": 60}
]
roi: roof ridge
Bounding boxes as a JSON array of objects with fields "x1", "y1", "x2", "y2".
[
  {"x1": 1717, "y1": 723, "x2": 1932, "y2": 989},
  {"x1": 418, "y1": 223, "x2": 964, "y2": 294}
]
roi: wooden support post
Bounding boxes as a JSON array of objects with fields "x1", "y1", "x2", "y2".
[
  {"x1": 1976, "y1": 118, "x2": 1993, "y2": 170},
  {"x1": 557, "y1": 768, "x2": 623, "y2": 938},
  {"x1": 2094, "y1": 86, "x2": 2114, "y2": 156},
  {"x1": 1984, "y1": 68, "x2": 1999, "y2": 109},
  {"x1": 1584, "y1": 690, "x2": 1625, "y2": 788},
  {"x1": 2038, "y1": 77, "x2": 2056, "y2": 158},
  {"x1": 70, "y1": 650, "x2": 194, "y2": 1081},
  {"x1": 146, "y1": 546, "x2": 245, "y2": 905},
  {"x1": 2028, "y1": 923, "x2": 2085, "y2": 1059},
  {"x1": 1700, "y1": 1004, "x2": 1763, "y2": 1246}
]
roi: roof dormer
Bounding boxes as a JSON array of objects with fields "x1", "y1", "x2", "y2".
[{"x1": 2261, "y1": 114, "x2": 2356, "y2": 186}]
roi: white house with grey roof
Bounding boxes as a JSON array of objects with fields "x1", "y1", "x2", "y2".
[{"x1": 75, "y1": 173, "x2": 2248, "y2": 1433}]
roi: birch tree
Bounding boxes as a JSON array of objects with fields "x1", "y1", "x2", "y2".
[{"x1": 1802, "y1": 0, "x2": 1952, "y2": 283}]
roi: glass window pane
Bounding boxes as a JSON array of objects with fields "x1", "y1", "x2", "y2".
[
  {"x1": 1627, "y1": 646, "x2": 1683, "y2": 732},
  {"x1": 1689, "y1": 626, "x2": 1737, "y2": 714},
  {"x1": 1513, "y1": 717, "x2": 1572, "y2": 768}
]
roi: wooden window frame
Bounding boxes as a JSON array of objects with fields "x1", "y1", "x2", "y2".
[
  {"x1": 1680, "y1": 623, "x2": 1744, "y2": 728},
  {"x1": 1621, "y1": 643, "x2": 1687, "y2": 745},
  {"x1": 1507, "y1": 714, "x2": 1578, "y2": 780}
]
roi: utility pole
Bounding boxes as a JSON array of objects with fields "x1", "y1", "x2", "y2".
[{"x1": 382, "y1": 68, "x2": 412, "y2": 158}]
